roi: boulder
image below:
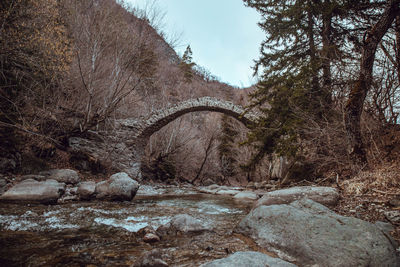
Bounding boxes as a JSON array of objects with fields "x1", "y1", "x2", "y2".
[
  {"x1": 157, "y1": 214, "x2": 211, "y2": 235},
  {"x1": 199, "y1": 251, "x2": 297, "y2": 267},
  {"x1": 39, "y1": 169, "x2": 80, "y2": 185},
  {"x1": 77, "y1": 181, "x2": 96, "y2": 200},
  {"x1": 95, "y1": 172, "x2": 139, "y2": 201},
  {"x1": 0, "y1": 179, "x2": 65, "y2": 204},
  {"x1": 235, "y1": 198, "x2": 399, "y2": 267},
  {"x1": 254, "y1": 186, "x2": 339, "y2": 208},
  {"x1": 233, "y1": 191, "x2": 259, "y2": 201}
]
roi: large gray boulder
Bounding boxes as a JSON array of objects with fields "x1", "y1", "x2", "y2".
[
  {"x1": 254, "y1": 186, "x2": 339, "y2": 208},
  {"x1": 200, "y1": 251, "x2": 297, "y2": 267},
  {"x1": 95, "y1": 172, "x2": 139, "y2": 201},
  {"x1": 0, "y1": 179, "x2": 65, "y2": 204},
  {"x1": 236, "y1": 198, "x2": 399, "y2": 267},
  {"x1": 39, "y1": 169, "x2": 80, "y2": 185},
  {"x1": 77, "y1": 181, "x2": 96, "y2": 200}
]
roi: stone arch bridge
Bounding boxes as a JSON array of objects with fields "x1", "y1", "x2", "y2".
[
  {"x1": 70, "y1": 97, "x2": 259, "y2": 178},
  {"x1": 114, "y1": 97, "x2": 259, "y2": 175},
  {"x1": 117, "y1": 96, "x2": 258, "y2": 141}
]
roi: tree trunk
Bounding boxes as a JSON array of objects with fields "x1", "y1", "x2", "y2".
[
  {"x1": 344, "y1": 0, "x2": 400, "y2": 163},
  {"x1": 192, "y1": 134, "x2": 215, "y2": 184},
  {"x1": 321, "y1": 3, "x2": 333, "y2": 105},
  {"x1": 307, "y1": 8, "x2": 319, "y2": 98},
  {"x1": 396, "y1": 15, "x2": 400, "y2": 85}
]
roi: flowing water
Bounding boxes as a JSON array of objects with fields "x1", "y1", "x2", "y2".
[{"x1": 0, "y1": 186, "x2": 259, "y2": 266}]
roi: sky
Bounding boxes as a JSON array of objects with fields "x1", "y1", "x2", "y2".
[{"x1": 127, "y1": 0, "x2": 264, "y2": 88}]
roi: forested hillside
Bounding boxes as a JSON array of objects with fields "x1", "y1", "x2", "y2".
[
  {"x1": 1, "y1": 0, "x2": 400, "y2": 189},
  {"x1": 0, "y1": 0, "x2": 255, "y2": 184}
]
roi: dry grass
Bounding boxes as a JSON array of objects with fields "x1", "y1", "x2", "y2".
[
  {"x1": 340, "y1": 163, "x2": 400, "y2": 196},
  {"x1": 334, "y1": 163, "x2": 400, "y2": 243}
]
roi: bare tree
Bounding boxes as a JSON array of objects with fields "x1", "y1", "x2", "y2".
[
  {"x1": 344, "y1": 0, "x2": 400, "y2": 163},
  {"x1": 192, "y1": 130, "x2": 217, "y2": 184},
  {"x1": 62, "y1": 0, "x2": 158, "y2": 134}
]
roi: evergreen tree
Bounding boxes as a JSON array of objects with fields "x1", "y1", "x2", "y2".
[
  {"x1": 243, "y1": 0, "x2": 396, "y2": 169},
  {"x1": 179, "y1": 45, "x2": 195, "y2": 82},
  {"x1": 218, "y1": 115, "x2": 239, "y2": 178},
  {"x1": 242, "y1": 0, "x2": 337, "y2": 166}
]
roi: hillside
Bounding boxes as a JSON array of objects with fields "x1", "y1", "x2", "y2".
[{"x1": 0, "y1": 0, "x2": 255, "y2": 185}]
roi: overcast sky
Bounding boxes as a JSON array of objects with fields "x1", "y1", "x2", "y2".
[{"x1": 127, "y1": 0, "x2": 264, "y2": 88}]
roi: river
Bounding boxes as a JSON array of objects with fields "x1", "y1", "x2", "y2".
[{"x1": 0, "y1": 185, "x2": 259, "y2": 266}]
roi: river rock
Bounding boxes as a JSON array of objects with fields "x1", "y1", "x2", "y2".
[
  {"x1": 384, "y1": 210, "x2": 400, "y2": 224},
  {"x1": 95, "y1": 172, "x2": 139, "y2": 201},
  {"x1": 58, "y1": 193, "x2": 79, "y2": 203},
  {"x1": 198, "y1": 184, "x2": 220, "y2": 194},
  {"x1": 158, "y1": 214, "x2": 210, "y2": 235},
  {"x1": 254, "y1": 186, "x2": 339, "y2": 208},
  {"x1": 19, "y1": 174, "x2": 46, "y2": 181},
  {"x1": 235, "y1": 198, "x2": 399, "y2": 267},
  {"x1": 134, "y1": 249, "x2": 168, "y2": 267},
  {"x1": 58, "y1": 185, "x2": 79, "y2": 203},
  {"x1": 143, "y1": 233, "x2": 160, "y2": 243},
  {"x1": 171, "y1": 214, "x2": 208, "y2": 232},
  {"x1": 216, "y1": 189, "x2": 240, "y2": 196},
  {"x1": 233, "y1": 191, "x2": 259, "y2": 201},
  {"x1": 39, "y1": 169, "x2": 80, "y2": 185},
  {"x1": 0, "y1": 179, "x2": 65, "y2": 204},
  {"x1": 199, "y1": 251, "x2": 298, "y2": 267},
  {"x1": 77, "y1": 181, "x2": 96, "y2": 200}
]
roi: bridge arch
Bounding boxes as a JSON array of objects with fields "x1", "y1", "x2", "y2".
[
  {"x1": 118, "y1": 97, "x2": 259, "y2": 142},
  {"x1": 115, "y1": 97, "x2": 259, "y2": 178}
]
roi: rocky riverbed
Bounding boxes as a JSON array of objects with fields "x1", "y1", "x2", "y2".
[
  {"x1": 0, "y1": 170, "x2": 399, "y2": 266},
  {"x1": 0, "y1": 189, "x2": 262, "y2": 266}
]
